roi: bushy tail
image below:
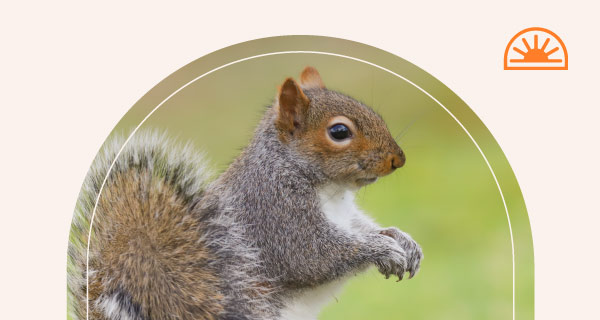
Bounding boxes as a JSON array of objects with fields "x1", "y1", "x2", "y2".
[{"x1": 67, "y1": 130, "x2": 215, "y2": 320}]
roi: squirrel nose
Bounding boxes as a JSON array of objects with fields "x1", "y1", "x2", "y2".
[{"x1": 389, "y1": 151, "x2": 405, "y2": 170}]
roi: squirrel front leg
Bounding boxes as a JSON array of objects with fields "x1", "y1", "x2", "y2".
[
  {"x1": 273, "y1": 225, "x2": 407, "y2": 287},
  {"x1": 272, "y1": 218, "x2": 418, "y2": 288}
]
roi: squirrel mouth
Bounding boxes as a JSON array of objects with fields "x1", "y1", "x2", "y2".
[{"x1": 356, "y1": 177, "x2": 378, "y2": 186}]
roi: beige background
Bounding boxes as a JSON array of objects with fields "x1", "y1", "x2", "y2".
[{"x1": 1, "y1": 1, "x2": 598, "y2": 319}]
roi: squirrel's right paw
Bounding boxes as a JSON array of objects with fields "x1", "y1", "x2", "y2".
[{"x1": 368, "y1": 234, "x2": 408, "y2": 281}]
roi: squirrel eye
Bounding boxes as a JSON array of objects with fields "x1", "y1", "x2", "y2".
[{"x1": 329, "y1": 124, "x2": 351, "y2": 141}]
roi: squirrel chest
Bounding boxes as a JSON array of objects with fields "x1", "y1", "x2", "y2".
[
  {"x1": 280, "y1": 185, "x2": 365, "y2": 320},
  {"x1": 317, "y1": 184, "x2": 363, "y2": 232}
]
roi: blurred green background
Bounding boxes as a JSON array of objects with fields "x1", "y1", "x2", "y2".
[{"x1": 91, "y1": 37, "x2": 533, "y2": 319}]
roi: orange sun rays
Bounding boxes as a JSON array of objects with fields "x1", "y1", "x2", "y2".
[{"x1": 510, "y1": 34, "x2": 562, "y2": 63}]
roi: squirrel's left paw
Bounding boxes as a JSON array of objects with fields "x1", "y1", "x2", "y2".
[{"x1": 380, "y1": 227, "x2": 423, "y2": 279}]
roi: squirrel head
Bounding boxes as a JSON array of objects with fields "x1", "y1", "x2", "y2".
[{"x1": 274, "y1": 66, "x2": 405, "y2": 188}]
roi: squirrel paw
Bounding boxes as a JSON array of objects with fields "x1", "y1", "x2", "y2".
[
  {"x1": 369, "y1": 234, "x2": 408, "y2": 281},
  {"x1": 379, "y1": 227, "x2": 423, "y2": 280}
]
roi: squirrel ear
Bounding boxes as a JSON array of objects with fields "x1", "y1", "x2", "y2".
[
  {"x1": 276, "y1": 78, "x2": 310, "y2": 138},
  {"x1": 299, "y1": 66, "x2": 325, "y2": 89}
]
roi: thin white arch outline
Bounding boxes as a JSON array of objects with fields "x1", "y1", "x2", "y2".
[{"x1": 86, "y1": 51, "x2": 516, "y2": 319}]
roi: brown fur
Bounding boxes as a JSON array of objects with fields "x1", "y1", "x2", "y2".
[{"x1": 88, "y1": 168, "x2": 223, "y2": 319}]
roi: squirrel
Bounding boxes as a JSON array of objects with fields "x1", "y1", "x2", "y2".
[{"x1": 67, "y1": 66, "x2": 423, "y2": 320}]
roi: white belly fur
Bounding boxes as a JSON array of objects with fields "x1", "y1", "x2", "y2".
[
  {"x1": 278, "y1": 276, "x2": 352, "y2": 320},
  {"x1": 279, "y1": 185, "x2": 365, "y2": 320}
]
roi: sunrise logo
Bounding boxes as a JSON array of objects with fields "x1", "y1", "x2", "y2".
[{"x1": 504, "y1": 27, "x2": 568, "y2": 70}]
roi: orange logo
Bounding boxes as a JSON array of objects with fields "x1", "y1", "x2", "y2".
[{"x1": 504, "y1": 27, "x2": 568, "y2": 70}]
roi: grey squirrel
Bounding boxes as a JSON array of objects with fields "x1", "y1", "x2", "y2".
[{"x1": 67, "y1": 66, "x2": 423, "y2": 320}]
